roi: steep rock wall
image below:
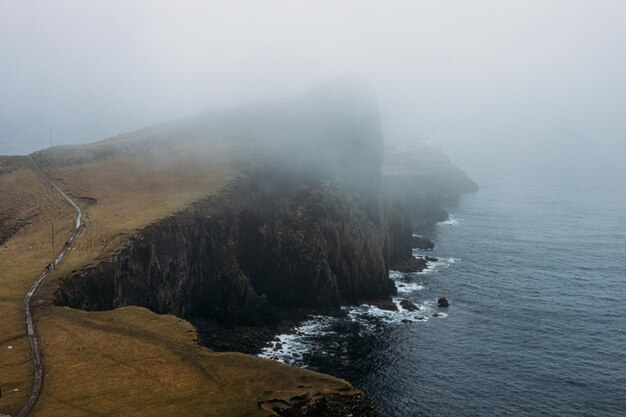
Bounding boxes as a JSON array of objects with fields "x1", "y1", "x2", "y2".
[
  {"x1": 53, "y1": 83, "x2": 461, "y2": 324},
  {"x1": 55, "y1": 177, "x2": 396, "y2": 324}
]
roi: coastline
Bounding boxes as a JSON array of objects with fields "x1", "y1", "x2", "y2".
[{"x1": 1, "y1": 85, "x2": 477, "y2": 417}]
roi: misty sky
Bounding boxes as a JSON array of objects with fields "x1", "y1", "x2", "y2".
[{"x1": 1, "y1": 0, "x2": 625, "y2": 172}]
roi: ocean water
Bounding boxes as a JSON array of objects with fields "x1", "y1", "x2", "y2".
[
  {"x1": 261, "y1": 163, "x2": 626, "y2": 417},
  {"x1": 0, "y1": 137, "x2": 54, "y2": 156}
]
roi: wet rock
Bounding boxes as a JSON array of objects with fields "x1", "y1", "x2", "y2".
[
  {"x1": 54, "y1": 177, "x2": 397, "y2": 325},
  {"x1": 414, "y1": 316, "x2": 425, "y2": 320},
  {"x1": 367, "y1": 298, "x2": 398, "y2": 311},
  {"x1": 437, "y1": 297, "x2": 449, "y2": 307},
  {"x1": 277, "y1": 393, "x2": 383, "y2": 417},
  {"x1": 400, "y1": 299, "x2": 419, "y2": 311},
  {"x1": 53, "y1": 86, "x2": 401, "y2": 326},
  {"x1": 401, "y1": 319, "x2": 412, "y2": 324},
  {"x1": 424, "y1": 255, "x2": 439, "y2": 262},
  {"x1": 432, "y1": 313, "x2": 440, "y2": 317},
  {"x1": 391, "y1": 256, "x2": 427, "y2": 273},
  {"x1": 411, "y1": 236, "x2": 434, "y2": 250}
]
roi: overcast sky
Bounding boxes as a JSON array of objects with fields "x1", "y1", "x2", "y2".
[{"x1": 1, "y1": 0, "x2": 625, "y2": 171}]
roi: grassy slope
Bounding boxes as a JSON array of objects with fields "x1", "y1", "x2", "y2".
[
  {"x1": 0, "y1": 156, "x2": 74, "y2": 413},
  {"x1": 0, "y1": 141, "x2": 358, "y2": 417}
]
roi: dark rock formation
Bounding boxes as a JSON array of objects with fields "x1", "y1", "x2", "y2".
[
  {"x1": 55, "y1": 175, "x2": 396, "y2": 324},
  {"x1": 437, "y1": 297, "x2": 449, "y2": 307},
  {"x1": 384, "y1": 140, "x2": 479, "y2": 199},
  {"x1": 379, "y1": 140, "x2": 479, "y2": 272},
  {"x1": 192, "y1": 316, "x2": 305, "y2": 354},
  {"x1": 391, "y1": 256, "x2": 427, "y2": 273},
  {"x1": 53, "y1": 83, "x2": 420, "y2": 327},
  {"x1": 381, "y1": 140, "x2": 478, "y2": 241},
  {"x1": 424, "y1": 255, "x2": 439, "y2": 262},
  {"x1": 276, "y1": 394, "x2": 383, "y2": 417},
  {"x1": 367, "y1": 298, "x2": 398, "y2": 311},
  {"x1": 400, "y1": 299, "x2": 419, "y2": 311},
  {"x1": 382, "y1": 194, "x2": 414, "y2": 270},
  {"x1": 53, "y1": 83, "x2": 473, "y2": 332}
]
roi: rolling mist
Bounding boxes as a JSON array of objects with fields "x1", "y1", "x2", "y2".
[{"x1": 2, "y1": 0, "x2": 625, "y2": 181}]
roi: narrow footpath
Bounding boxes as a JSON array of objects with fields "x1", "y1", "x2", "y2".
[{"x1": 15, "y1": 157, "x2": 82, "y2": 417}]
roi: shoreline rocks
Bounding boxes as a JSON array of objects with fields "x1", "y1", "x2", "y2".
[
  {"x1": 400, "y1": 299, "x2": 419, "y2": 311},
  {"x1": 391, "y1": 256, "x2": 428, "y2": 273},
  {"x1": 437, "y1": 297, "x2": 449, "y2": 307}
]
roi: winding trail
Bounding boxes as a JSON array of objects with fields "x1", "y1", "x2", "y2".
[{"x1": 15, "y1": 157, "x2": 82, "y2": 417}]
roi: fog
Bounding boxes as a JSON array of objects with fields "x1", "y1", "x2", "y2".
[{"x1": 1, "y1": 0, "x2": 625, "y2": 176}]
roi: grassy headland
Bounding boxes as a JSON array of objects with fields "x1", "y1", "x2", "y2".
[{"x1": 1, "y1": 131, "x2": 364, "y2": 416}]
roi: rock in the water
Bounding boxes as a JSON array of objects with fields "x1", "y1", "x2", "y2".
[
  {"x1": 401, "y1": 319, "x2": 412, "y2": 324},
  {"x1": 437, "y1": 297, "x2": 449, "y2": 307},
  {"x1": 400, "y1": 299, "x2": 419, "y2": 311},
  {"x1": 424, "y1": 255, "x2": 439, "y2": 262},
  {"x1": 414, "y1": 316, "x2": 425, "y2": 320},
  {"x1": 368, "y1": 298, "x2": 398, "y2": 311},
  {"x1": 411, "y1": 236, "x2": 434, "y2": 250},
  {"x1": 432, "y1": 312, "x2": 440, "y2": 317}
]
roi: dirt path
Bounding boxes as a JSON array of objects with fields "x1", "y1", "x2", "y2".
[{"x1": 15, "y1": 157, "x2": 82, "y2": 417}]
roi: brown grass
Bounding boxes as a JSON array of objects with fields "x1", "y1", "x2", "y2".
[
  {"x1": 32, "y1": 306, "x2": 355, "y2": 417},
  {"x1": 0, "y1": 156, "x2": 74, "y2": 413}
]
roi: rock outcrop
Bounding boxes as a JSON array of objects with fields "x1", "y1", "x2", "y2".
[
  {"x1": 55, "y1": 173, "x2": 396, "y2": 324},
  {"x1": 54, "y1": 82, "x2": 400, "y2": 324},
  {"x1": 53, "y1": 83, "x2": 475, "y2": 328},
  {"x1": 400, "y1": 299, "x2": 419, "y2": 311}
]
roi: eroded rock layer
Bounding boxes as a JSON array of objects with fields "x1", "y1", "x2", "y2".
[
  {"x1": 52, "y1": 82, "x2": 476, "y2": 327},
  {"x1": 55, "y1": 172, "x2": 397, "y2": 324}
]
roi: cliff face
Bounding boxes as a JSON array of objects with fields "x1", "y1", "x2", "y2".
[
  {"x1": 54, "y1": 83, "x2": 400, "y2": 324},
  {"x1": 53, "y1": 85, "x2": 477, "y2": 326},
  {"x1": 55, "y1": 174, "x2": 395, "y2": 324},
  {"x1": 384, "y1": 140, "x2": 478, "y2": 199},
  {"x1": 382, "y1": 140, "x2": 478, "y2": 232}
]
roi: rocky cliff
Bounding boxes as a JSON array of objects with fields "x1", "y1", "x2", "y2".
[
  {"x1": 53, "y1": 84, "x2": 476, "y2": 327},
  {"x1": 383, "y1": 139, "x2": 478, "y2": 229},
  {"x1": 54, "y1": 83, "x2": 400, "y2": 324},
  {"x1": 55, "y1": 172, "x2": 395, "y2": 324}
]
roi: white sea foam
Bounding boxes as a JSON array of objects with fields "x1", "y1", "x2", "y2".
[
  {"x1": 389, "y1": 270, "x2": 404, "y2": 280},
  {"x1": 396, "y1": 282, "x2": 424, "y2": 294},
  {"x1": 390, "y1": 269, "x2": 425, "y2": 293},
  {"x1": 407, "y1": 256, "x2": 457, "y2": 275},
  {"x1": 432, "y1": 257, "x2": 456, "y2": 267},
  {"x1": 258, "y1": 315, "x2": 336, "y2": 366},
  {"x1": 439, "y1": 216, "x2": 459, "y2": 225},
  {"x1": 259, "y1": 278, "x2": 450, "y2": 365}
]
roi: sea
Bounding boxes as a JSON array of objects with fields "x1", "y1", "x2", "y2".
[{"x1": 260, "y1": 158, "x2": 626, "y2": 417}]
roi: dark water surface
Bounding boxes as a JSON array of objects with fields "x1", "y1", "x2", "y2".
[{"x1": 262, "y1": 165, "x2": 626, "y2": 417}]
